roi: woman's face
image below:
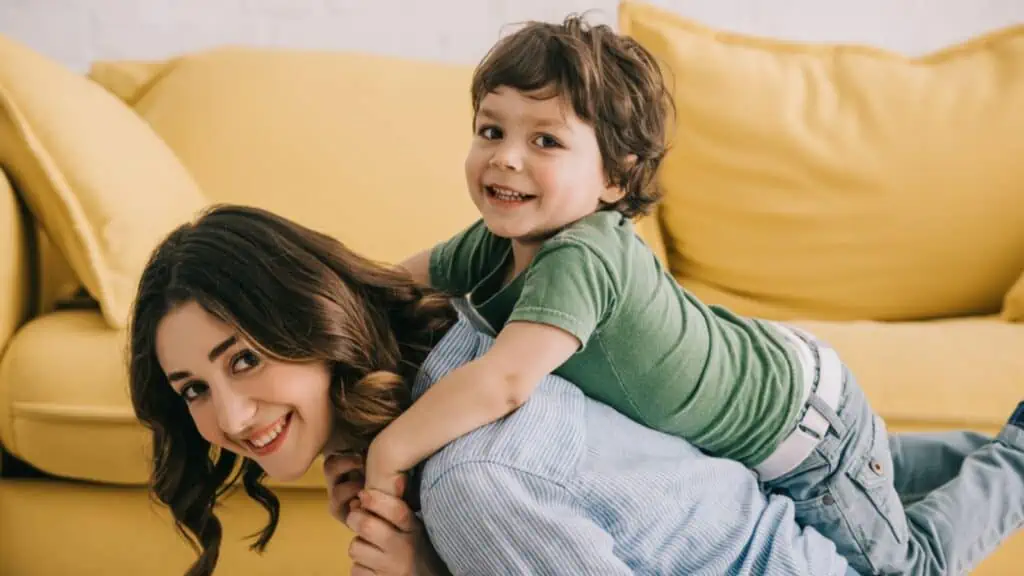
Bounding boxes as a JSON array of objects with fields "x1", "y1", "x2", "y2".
[{"x1": 155, "y1": 301, "x2": 334, "y2": 481}]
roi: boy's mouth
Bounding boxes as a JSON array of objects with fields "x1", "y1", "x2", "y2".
[{"x1": 485, "y1": 185, "x2": 535, "y2": 204}]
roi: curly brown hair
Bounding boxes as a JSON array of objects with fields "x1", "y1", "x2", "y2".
[
  {"x1": 471, "y1": 13, "x2": 675, "y2": 218},
  {"x1": 127, "y1": 204, "x2": 457, "y2": 576}
]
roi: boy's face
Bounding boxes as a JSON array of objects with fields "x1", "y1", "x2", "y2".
[{"x1": 465, "y1": 85, "x2": 625, "y2": 244}]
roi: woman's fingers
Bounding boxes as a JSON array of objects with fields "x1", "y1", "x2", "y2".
[
  {"x1": 324, "y1": 452, "x2": 364, "y2": 523},
  {"x1": 324, "y1": 452, "x2": 362, "y2": 481},
  {"x1": 348, "y1": 530, "x2": 414, "y2": 575},
  {"x1": 358, "y1": 488, "x2": 416, "y2": 532},
  {"x1": 348, "y1": 536, "x2": 387, "y2": 570}
]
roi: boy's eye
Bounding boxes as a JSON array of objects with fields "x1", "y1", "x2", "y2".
[
  {"x1": 231, "y1": 349, "x2": 261, "y2": 373},
  {"x1": 533, "y1": 134, "x2": 561, "y2": 148},
  {"x1": 477, "y1": 125, "x2": 502, "y2": 140}
]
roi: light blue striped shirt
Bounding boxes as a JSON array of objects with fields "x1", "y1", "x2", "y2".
[{"x1": 414, "y1": 317, "x2": 856, "y2": 575}]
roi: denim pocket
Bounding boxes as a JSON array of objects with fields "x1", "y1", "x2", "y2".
[
  {"x1": 785, "y1": 413, "x2": 910, "y2": 575},
  {"x1": 841, "y1": 414, "x2": 908, "y2": 547}
]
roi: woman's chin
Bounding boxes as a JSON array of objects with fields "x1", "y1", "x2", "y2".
[{"x1": 254, "y1": 453, "x2": 318, "y2": 482}]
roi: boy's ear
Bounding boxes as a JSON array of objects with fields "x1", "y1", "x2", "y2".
[
  {"x1": 602, "y1": 181, "x2": 628, "y2": 204},
  {"x1": 601, "y1": 154, "x2": 639, "y2": 203}
]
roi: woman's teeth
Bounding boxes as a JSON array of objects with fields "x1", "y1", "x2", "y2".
[{"x1": 248, "y1": 415, "x2": 288, "y2": 448}]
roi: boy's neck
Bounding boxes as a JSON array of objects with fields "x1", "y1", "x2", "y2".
[{"x1": 508, "y1": 240, "x2": 542, "y2": 283}]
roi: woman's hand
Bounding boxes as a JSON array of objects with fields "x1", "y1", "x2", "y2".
[
  {"x1": 324, "y1": 453, "x2": 448, "y2": 575},
  {"x1": 324, "y1": 452, "x2": 365, "y2": 524}
]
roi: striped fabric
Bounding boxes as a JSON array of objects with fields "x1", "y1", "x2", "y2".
[{"x1": 412, "y1": 318, "x2": 856, "y2": 575}]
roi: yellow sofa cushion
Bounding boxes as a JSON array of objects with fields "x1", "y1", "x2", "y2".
[
  {"x1": 620, "y1": 2, "x2": 1024, "y2": 321},
  {"x1": 86, "y1": 48, "x2": 668, "y2": 266},
  {"x1": 0, "y1": 170, "x2": 32, "y2": 354},
  {"x1": 792, "y1": 316, "x2": 1024, "y2": 434},
  {"x1": 0, "y1": 34, "x2": 208, "y2": 329},
  {"x1": 1003, "y1": 271, "x2": 1024, "y2": 322}
]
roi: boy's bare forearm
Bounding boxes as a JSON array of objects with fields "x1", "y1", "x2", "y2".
[{"x1": 372, "y1": 359, "x2": 522, "y2": 474}]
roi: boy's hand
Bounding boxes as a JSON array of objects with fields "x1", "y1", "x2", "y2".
[{"x1": 364, "y1": 440, "x2": 406, "y2": 498}]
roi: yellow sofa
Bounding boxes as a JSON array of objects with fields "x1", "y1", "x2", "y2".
[{"x1": 1, "y1": 2, "x2": 1022, "y2": 574}]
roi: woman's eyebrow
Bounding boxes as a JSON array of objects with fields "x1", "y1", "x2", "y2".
[{"x1": 166, "y1": 335, "x2": 238, "y2": 382}]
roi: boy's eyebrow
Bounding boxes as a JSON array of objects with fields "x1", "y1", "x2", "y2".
[
  {"x1": 476, "y1": 106, "x2": 568, "y2": 130},
  {"x1": 476, "y1": 107, "x2": 503, "y2": 122}
]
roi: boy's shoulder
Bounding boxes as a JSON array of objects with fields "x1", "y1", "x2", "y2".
[
  {"x1": 541, "y1": 211, "x2": 645, "y2": 266},
  {"x1": 548, "y1": 211, "x2": 633, "y2": 247}
]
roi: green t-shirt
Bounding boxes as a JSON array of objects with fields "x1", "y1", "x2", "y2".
[{"x1": 428, "y1": 211, "x2": 804, "y2": 466}]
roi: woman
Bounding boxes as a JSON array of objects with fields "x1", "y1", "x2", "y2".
[{"x1": 129, "y1": 204, "x2": 455, "y2": 575}]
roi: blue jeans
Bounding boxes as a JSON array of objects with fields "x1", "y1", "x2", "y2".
[{"x1": 764, "y1": 360, "x2": 1024, "y2": 576}]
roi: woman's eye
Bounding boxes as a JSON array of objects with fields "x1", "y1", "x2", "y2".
[
  {"x1": 181, "y1": 382, "x2": 206, "y2": 402},
  {"x1": 477, "y1": 125, "x2": 502, "y2": 140},
  {"x1": 533, "y1": 134, "x2": 561, "y2": 148},
  {"x1": 231, "y1": 349, "x2": 261, "y2": 373}
]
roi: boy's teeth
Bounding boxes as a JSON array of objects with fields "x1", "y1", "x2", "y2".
[{"x1": 491, "y1": 187, "x2": 529, "y2": 201}]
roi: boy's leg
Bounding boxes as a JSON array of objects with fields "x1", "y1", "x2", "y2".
[
  {"x1": 893, "y1": 407, "x2": 1024, "y2": 574},
  {"x1": 768, "y1": 373, "x2": 1024, "y2": 576},
  {"x1": 888, "y1": 430, "x2": 990, "y2": 505}
]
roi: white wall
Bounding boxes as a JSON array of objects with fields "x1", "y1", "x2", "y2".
[{"x1": 2, "y1": 0, "x2": 1022, "y2": 72}]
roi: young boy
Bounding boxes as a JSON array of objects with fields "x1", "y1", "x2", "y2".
[{"x1": 367, "y1": 14, "x2": 1024, "y2": 576}]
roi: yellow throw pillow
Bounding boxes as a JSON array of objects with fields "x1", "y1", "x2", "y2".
[
  {"x1": 88, "y1": 59, "x2": 177, "y2": 105},
  {"x1": 0, "y1": 35, "x2": 208, "y2": 328},
  {"x1": 620, "y1": 2, "x2": 1024, "y2": 321},
  {"x1": 1003, "y1": 272, "x2": 1024, "y2": 322}
]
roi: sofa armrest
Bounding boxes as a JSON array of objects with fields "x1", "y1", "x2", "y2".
[{"x1": 0, "y1": 169, "x2": 34, "y2": 356}]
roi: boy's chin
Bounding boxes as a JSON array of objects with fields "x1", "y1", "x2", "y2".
[{"x1": 482, "y1": 220, "x2": 550, "y2": 244}]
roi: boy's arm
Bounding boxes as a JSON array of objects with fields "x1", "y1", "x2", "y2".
[
  {"x1": 399, "y1": 248, "x2": 432, "y2": 286},
  {"x1": 368, "y1": 238, "x2": 617, "y2": 493},
  {"x1": 366, "y1": 321, "x2": 579, "y2": 485}
]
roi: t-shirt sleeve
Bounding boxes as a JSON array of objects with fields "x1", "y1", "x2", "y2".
[
  {"x1": 507, "y1": 239, "x2": 618, "y2": 347},
  {"x1": 428, "y1": 219, "x2": 505, "y2": 296}
]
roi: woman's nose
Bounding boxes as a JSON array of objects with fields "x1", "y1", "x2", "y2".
[{"x1": 213, "y1": 385, "x2": 258, "y2": 437}]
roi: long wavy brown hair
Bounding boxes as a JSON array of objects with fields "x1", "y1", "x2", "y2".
[{"x1": 128, "y1": 204, "x2": 457, "y2": 576}]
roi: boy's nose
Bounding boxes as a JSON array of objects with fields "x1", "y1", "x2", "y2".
[{"x1": 489, "y1": 143, "x2": 524, "y2": 171}]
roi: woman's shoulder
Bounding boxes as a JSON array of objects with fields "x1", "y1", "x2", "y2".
[{"x1": 419, "y1": 364, "x2": 588, "y2": 492}]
